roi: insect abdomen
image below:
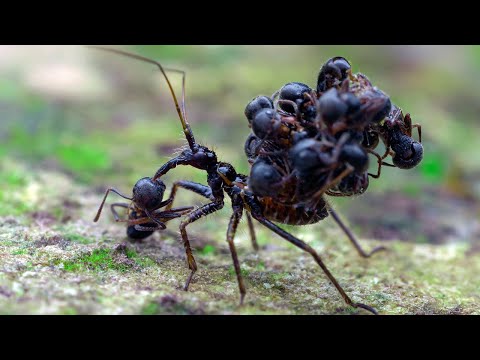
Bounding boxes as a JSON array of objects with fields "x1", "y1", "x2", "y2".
[{"x1": 260, "y1": 197, "x2": 328, "y2": 225}]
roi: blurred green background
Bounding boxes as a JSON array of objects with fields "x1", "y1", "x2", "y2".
[
  {"x1": 1, "y1": 45, "x2": 479, "y2": 246},
  {"x1": 2, "y1": 45, "x2": 480, "y2": 315}
]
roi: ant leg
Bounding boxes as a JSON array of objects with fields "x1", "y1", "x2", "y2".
[
  {"x1": 366, "y1": 149, "x2": 383, "y2": 179},
  {"x1": 226, "y1": 206, "x2": 247, "y2": 305},
  {"x1": 327, "y1": 205, "x2": 386, "y2": 258},
  {"x1": 94, "y1": 188, "x2": 132, "y2": 222},
  {"x1": 251, "y1": 214, "x2": 378, "y2": 315},
  {"x1": 311, "y1": 164, "x2": 354, "y2": 203},
  {"x1": 413, "y1": 124, "x2": 422, "y2": 143},
  {"x1": 180, "y1": 201, "x2": 225, "y2": 291},
  {"x1": 164, "y1": 180, "x2": 213, "y2": 210},
  {"x1": 110, "y1": 203, "x2": 130, "y2": 222},
  {"x1": 246, "y1": 212, "x2": 259, "y2": 252}
]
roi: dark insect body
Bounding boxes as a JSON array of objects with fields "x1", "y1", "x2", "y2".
[
  {"x1": 93, "y1": 177, "x2": 193, "y2": 240},
  {"x1": 90, "y1": 47, "x2": 424, "y2": 315}
]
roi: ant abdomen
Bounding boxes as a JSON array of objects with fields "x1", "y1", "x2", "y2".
[
  {"x1": 132, "y1": 177, "x2": 167, "y2": 211},
  {"x1": 391, "y1": 135, "x2": 424, "y2": 169},
  {"x1": 126, "y1": 210, "x2": 155, "y2": 240},
  {"x1": 362, "y1": 130, "x2": 380, "y2": 150}
]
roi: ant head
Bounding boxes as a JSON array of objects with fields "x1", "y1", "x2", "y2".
[
  {"x1": 339, "y1": 142, "x2": 369, "y2": 173},
  {"x1": 278, "y1": 82, "x2": 312, "y2": 113},
  {"x1": 317, "y1": 88, "x2": 348, "y2": 126},
  {"x1": 289, "y1": 139, "x2": 328, "y2": 173},
  {"x1": 248, "y1": 159, "x2": 283, "y2": 198},
  {"x1": 132, "y1": 177, "x2": 166, "y2": 211},
  {"x1": 182, "y1": 145, "x2": 217, "y2": 170},
  {"x1": 391, "y1": 134, "x2": 424, "y2": 169},
  {"x1": 317, "y1": 57, "x2": 351, "y2": 92},
  {"x1": 245, "y1": 96, "x2": 274, "y2": 125},
  {"x1": 336, "y1": 172, "x2": 369, "y2": 196},
  {"x1": 369, "y1": 95, "x2": 392, "y2": 124},
  {"x1": 251, "y1": 108, "x2": 282, "y2": 140},
  {"x1": 362, "y1": 129, "x2": 380, "y2": 150},
  {"x1": 217, "y1": 162, "x2": 238, "y2": 186},
  {"x1": 244, "y1": 133, "x2": 261, "y2": 162}
]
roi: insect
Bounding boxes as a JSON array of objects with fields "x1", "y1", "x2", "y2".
[
  {"x1": 90, "y1": 46, "x2": 423, "y2": 315},
  {"x1": 93, "y1": 177, "x2": 194, "y2": 241}
]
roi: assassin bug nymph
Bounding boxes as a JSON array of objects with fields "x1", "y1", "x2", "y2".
[{"x1": 90, "y1": 46, "x2": 395, "y2": 315}]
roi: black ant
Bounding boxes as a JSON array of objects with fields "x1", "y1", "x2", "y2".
[
  {"x1": 93, "y1": 177, "x2": 194, "y2": 241},
  {"x1": 88, "y1": 46, "x2": 395, "y2": 315}
]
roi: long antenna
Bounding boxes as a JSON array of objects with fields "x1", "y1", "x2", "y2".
[{"x1": 87, "y1": 46, "x2": 196, "y2": 150}]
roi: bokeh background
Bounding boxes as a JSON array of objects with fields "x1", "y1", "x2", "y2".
[{"x1": 1, "y1": 45, "x2": 479, "y2": 314}]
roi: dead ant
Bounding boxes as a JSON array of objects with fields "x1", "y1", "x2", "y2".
[
  {"x1": 89, "y1": 46, "x2": 393, "y2": 315},
  {"x1": 93, "y1": 177, "x2": 194, "y2": 241}
]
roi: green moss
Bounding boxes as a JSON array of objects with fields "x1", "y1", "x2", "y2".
[
  {"x1": 60, "y1": 307, "x2": 78, "y2": 315},
  {"x1": 199, "y1": 244, "x2": 216, "y2": 256},
  {"x1": 11, "y1": 249, "x2": 27, "y2": 255},
  {"x1": 228, "y1": 266, "x2": 249, "y2": 277},
  {"x1": 61, "y1": 249, "x2": 130, "y2": 273},
  {"x1": 125, "y1": 248, "x2": 156, "y2": 268},
  {"x1": 64, "y1": 233, "x2": 94, "y2": 244},
  {"x1": 141, "y1": 302, "x2": 159, "y2": 315}
]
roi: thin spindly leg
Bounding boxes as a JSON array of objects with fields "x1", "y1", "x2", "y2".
[
  {"x1": 246, "y1": 212, "x2": 259, "y2": 252},
  {"x1": 226, "y1": 206, "x2": 247, "y2": 305},
  {"x1": 110, "y1": 203, "x2": 130, "y2": 222},
  {"x1": 180, "y1": 201, "x2": 224, "y2": 291},
  {"x1": 327, "y1": 205, "x2": 386, "y2": 258},
  {"x1": 94, "y1": 188, "x2": 132, "y2": 222},
  {"x1": 252, "y1": 214, "x2": 378, "y2": 315}
]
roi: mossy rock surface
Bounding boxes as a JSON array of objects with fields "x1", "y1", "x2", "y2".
[{"x1": 1, "y1": 160, "x2": 478, "y2": 315}]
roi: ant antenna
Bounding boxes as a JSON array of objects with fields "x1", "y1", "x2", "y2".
[
  {"x1": 87, "y1": 46, "x2": 196, "y2": 150},
  {"x1": 93, "y1": 188, "x2": 132, "y2": 222}
]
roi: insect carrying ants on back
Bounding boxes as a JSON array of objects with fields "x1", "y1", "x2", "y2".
[{"x1": 90, "y1": 46, "x2": 424, "y2": 315}]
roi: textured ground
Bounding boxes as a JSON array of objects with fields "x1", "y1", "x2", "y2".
[
  {"x1": 1, "y1": 159, "x2": 479, "y2": 315},
  {"x1": 1, "y1": 45, "x2": 480, "y2": 315}
]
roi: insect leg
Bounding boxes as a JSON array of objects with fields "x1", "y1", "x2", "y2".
[
  {"x1": 180, "y1": 201, "x2": 225, "y2": 291},
  {"x1": 412, "y1": 124, "x2": 422, "y2": 143},
  {"x1": 246, "y1": 212, "x2": 259, "y2": 252},
  {"x1": 110, "y1": 202, "x2": 130, "y2": 222},
  {"x1": 251, "y1": 214, "x2": 378, "y2": 315},
  {"x1": 164, "y1": 180, "x2": 213, "y2": 210},
  {"x1": 94, "y1": 188, "x2": 132, "y2": 222},
  {"x1": 327, "y1": 205, "x2": 386, "y2": 258},
  {"x1": 226, "y1": 205, "x2": 247, "y2": 305}
]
